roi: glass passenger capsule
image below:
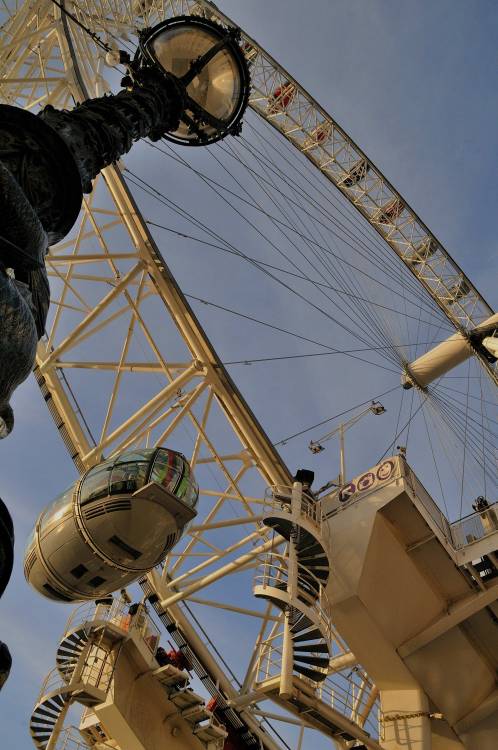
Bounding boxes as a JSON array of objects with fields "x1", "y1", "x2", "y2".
[{"x1": 24, "y1": 448, "x2": 198, "y2": 602}]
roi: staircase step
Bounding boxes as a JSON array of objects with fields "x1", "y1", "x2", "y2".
[
  {"x1": 182, "y1": 705, "x2": 212, "y2": 724},
  {"x1": 294, "y1": 664, "x2": 327, "y2": 682},
  {"x1": 482, "y1": 570, "x2": 498, "y2": 580},
  {"x1": 62, "y1": 638, "x2": 85, "y2": 651},
  {"x1": 169, "y1": 689, "x2": 205, "y2": 711},
  {"x1": 194, "y1": 723, "x2": 228, "y2": 743},
  {"x1": 58, "y1": 644, "x2": 86, "y2": 655},
  {"x1": 293, "y1": 627, "x2": 322, "y2": 643},
  {"x1": 32, "y1": 703, "x2": 60, "y2": 721},
  {"x1": 31, "y1": 720, "x2": 58, "y2": 730},
  {"x1": 293, "y1": 643, "x2": 329, "y2": 654},
  {"x1": 30, "y1": 693, "x2": 69, "y2": 750},
  {"x1": 50, "y1": 694, "x2": 67, "y2": 708},
  {"x1": 153, "y1": 664, "x2": 189, "y2": 688},
  {"x1": 297, "y1": 542, "x2": 323, "y2": 556},
  {"x1": 253, "y1": 591, "x2": 286, "y2": 611},
  {"x1": 474, "y1": 558, "x2": 495, "y2": 572},
  {"x1": 297, "y1": 542, "x2": 322, "y2": 553},
  {"x1": 290, "y1": 616, "x2": 313, "y2": 634},
  {"x1": 298, "y1": 559, "x2": 326, "y2": 572},
  {"x1": 297, "y1": 574, "x2": 320, "y2": 586},
  {"x1": 29, "y1": 718, "x2": 57, "y2": 733},
  {"x1": 294, "y1": 530, "x2": 315, "y2": 545},
  {"x1": 298, "y1": 558, "x2": 328, "y2": 570},
  {"x1": 32, "y1": 741, "x2": 52, "y2": 749},
  {"x1": 294, "y1": 654, "x2": 329, "y2": 667},
  {"x1": 297, "y1": 552, "x2": 328, "y2": 564},
  {"x1": 297, "y1": 588, "x2": 319, "y2": 602},
  {"x1": 64, "y1": 630, "x2": 87, "y2": 643},
  {"x1": 297, "y1": 578, "x2": 319, "y2": 591}
]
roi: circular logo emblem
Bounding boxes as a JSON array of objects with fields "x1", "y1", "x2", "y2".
[
  {"x1": 357, "y1": 472, "x2": 375, "y2": 491},
  {"x1": 339, "y1": 482, "x2": 356, "y2": 502},
  {"x1": 376, "y1": 460, "x2": 394, "y2": 482}
]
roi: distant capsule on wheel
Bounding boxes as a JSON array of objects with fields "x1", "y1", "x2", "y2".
[
  {"x1": 24, "y1": 448, "x2": 198, "y2": 602},
  {"x1": 0, "y1": 641, "x2": 11, "y2": 691},
  {"x1": 0, "y1": 496, "x2": 14, "y2": 599}
]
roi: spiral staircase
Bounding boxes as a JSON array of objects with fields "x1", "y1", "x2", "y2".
[
  {"x1": 56, "y1": 628, "x2": 91, "y2": 683},
  {"x1": 253, "y1": 483, "x2": 332, "y2": 684},
  {"x1": 30, "y1": 675, "x2": 105, "y2": 750},
  {"x1": 251, "y1": 484, "x2": 383, "y2": 749},
  {"x1": 29, "y1": 603, "x2": 127, "y2": 750},
  {"x1": 30, "y1": 599, "x2": 231, "y2": 750}
]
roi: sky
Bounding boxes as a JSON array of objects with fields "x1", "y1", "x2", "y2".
[{"x1": 0, "y1": 1, "x2": 497, "y2": 748}]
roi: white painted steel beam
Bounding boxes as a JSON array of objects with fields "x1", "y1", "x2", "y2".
[{"x1": 398, "y1": 581, "x2": 498, "y2": 659}]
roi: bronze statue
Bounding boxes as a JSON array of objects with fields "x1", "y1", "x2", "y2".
[{"x1": 0, "y1": 161, "x2": 49, "y2": 438}]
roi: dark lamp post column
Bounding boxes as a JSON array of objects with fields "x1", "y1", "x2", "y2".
[
  {"x1": 0, "y1": 14, "x2": 250, "y2": 444},
  {"x1": 39, "y1": 67, "x2": 184, "y2": 194}
]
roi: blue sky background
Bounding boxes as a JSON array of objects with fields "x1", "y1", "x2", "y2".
[{"x1": 1, "y1": 1, "x2": 497, "y2": 747}]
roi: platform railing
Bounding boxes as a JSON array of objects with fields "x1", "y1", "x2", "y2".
[
  {"x1": 80, "y1": 643, "x2": 114, "y2": 692},
  {"x1": 403, "y1": 465, "x2": 453, "y2": 541},
  {"x1": 40, "y1": 650, "x2": 111, "y2": 700},
  {"x1": 62, "y1": 599, "x2": 160, "y2": 654},
  {"x1": 325, "y1": 458, "x2": 497, "y2": 558},
  {"x1": 256, "y1": 632, "x2": 286, "y2": 683},
  {"x1": 37, "y1": 668, "x2": 69, "y2": 703},
  {"x1": 405, "y1": 466, "x2": 498, "y2": 552},
  {"x1": 254, "y1": 555, "x2": 331, "y2": 635},
  {"x1": 53, "y1": 726, "x2": 113, "y2": 750},
  {"x1": 63, "y1": 598, "x2": 128, "y2": 634},
  {"x1": 315, "y1": 669, "x2": 379, "y2": 737},
  {"x1": 264, "y1": 485, "x2": 322, "y2": 529},
  {"x1": 450, "y1": 503, "x2": 498, "y2": 549},
  {"x1": 255, "y1": 634, "x2": 379, "y2": 737}
]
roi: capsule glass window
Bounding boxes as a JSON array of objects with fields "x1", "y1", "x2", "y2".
[
  {"x1": 79, "y1": 461, "x2": 113, "y2": 505},
  {"x1": 40, "y1": 485, "x2": 75, "y2": 534},
  {"x1": 115, "y1": 449, "x2": 156, "y2": 465},
  {"x1": 150, "y1": 449, "x2": 183, "y2": 493},
  {"x1": 175, "y1": 461, "x2": 199, "y2": 508},
  {"x1": 151, "y1": 450, "x2": 199, "y2": 508},
  {"x1": 109, "y1": 462, "x2": 149, "y2": 495}
]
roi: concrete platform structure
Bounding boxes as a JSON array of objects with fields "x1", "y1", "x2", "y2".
[{"x1": 322, "y1": 456, "x2": 498, "y2": 750}]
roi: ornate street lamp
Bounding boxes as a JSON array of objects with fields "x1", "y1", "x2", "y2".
[
  {"x1": 138, "y1": 15, "x2": 250, "y2": 145},
  {"x1": 0, "y1": 14, "x2": 250, "y2": 440}
]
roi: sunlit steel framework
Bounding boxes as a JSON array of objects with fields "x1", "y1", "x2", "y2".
[{"x1": 0, "y1": 1, "x2": 495, "y2": 749}]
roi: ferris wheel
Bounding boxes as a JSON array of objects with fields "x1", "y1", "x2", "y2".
[{"x1": 0, "y1": 1, "x2": 496, "y2": 750}]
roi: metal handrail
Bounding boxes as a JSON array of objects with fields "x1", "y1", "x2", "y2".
[
  {"x1": 316, "y1": 670, "x2": 378, "y2": 729},
  {"x1": 450, "y1": 502, "x2": 498, "y2": 549},
  {"x1": 254, "y1": 557, "x2": 332, "y2": 639},
  {"x1": 54, "y1": 726, "x2": 113, "y2": 750},
  {"x1": 63, "y1": 598, "x2": 130, "y2": 635},
  {"x1": 406, "y1": 466, "x2": 498, "y2": 552},
  {"x1": 255, "y1": 635, "x2": 379, "y2": 736},
  {"x1": 62, "y1": 599, "x2": 160, "y2": 654},
  {"x1": 80, "y1": 643, "x2": 113, "y2": 692},
  {"x1": 404, "y1": 466, "x2": 452, "y2": 541},
  {"x1": 37, "y1": 668, "x2": 68, "y2": 703},
  {"x1": 264, "y1": 485, "x2": 322, "y2": 529},
  {"x1": 38, "y1": 650, "x2": 111, "y2": 703}
]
